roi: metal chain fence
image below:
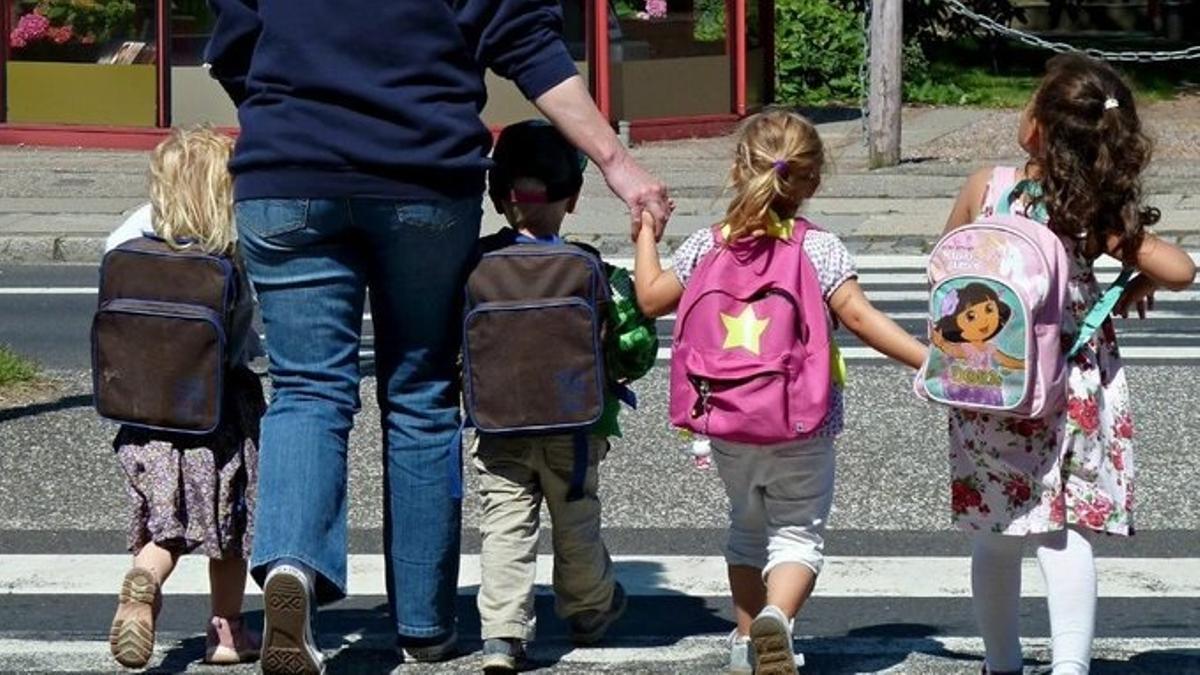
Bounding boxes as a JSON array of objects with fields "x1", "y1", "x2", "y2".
[
  {"x1": 859, "y1": 0, "x2": 1200, "y2": 144},
  {"x1": 943, "y1": 0, "x2": 1200, "y2": 62}
]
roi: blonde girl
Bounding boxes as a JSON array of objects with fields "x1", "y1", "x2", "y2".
[
  {"x1": 106, "y1": 127, "x2": 263, "y2": 669},
  {"x1": 634, "y1": 110, "x2": 926, "y2": 675},
  {"x1": 942, "y1": 55, "x2": 1194, "y2": 675}
]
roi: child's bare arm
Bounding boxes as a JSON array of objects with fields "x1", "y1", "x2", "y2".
[
  {"x1": 944, "y1": 168, "x2": 993, "y2": 234},
  {"x1": 1112, "y1": 232, "x2": 1196, "y2": 291},
  {"x1": 633, "y1": 218, "x2": 685, "y2": 318},
  {"x1": 829, "y1": 280, "x2": 928, "y2": 370}
]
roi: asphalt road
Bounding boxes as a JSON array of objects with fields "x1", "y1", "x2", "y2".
[{"x1": 1, "y1": 259, "x2": 1199, "y2": 673}]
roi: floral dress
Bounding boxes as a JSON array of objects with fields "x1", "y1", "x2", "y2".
[{"x1": 948, "y1": 170, "x2": 1135, "y2": 536}]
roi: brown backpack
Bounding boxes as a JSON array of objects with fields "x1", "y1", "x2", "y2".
[
  {"x1": 92, "y1": 236, "x2": 248, "y2": 434},
  {"x1": 462, "y1": 240, "x2": 610, "y2": 434}
]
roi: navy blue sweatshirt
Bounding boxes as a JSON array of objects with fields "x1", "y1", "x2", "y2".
[{"x1": 205, "y1": 0, "x2": 578, "y2": 201}]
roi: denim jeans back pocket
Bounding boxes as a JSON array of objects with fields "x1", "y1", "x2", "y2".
[
  {"x1": 235, "y1": 199, "x2": 311, "y2": 240},
  {"x1": 393, "y1": 200, "x2": 480, "y2": 238}
]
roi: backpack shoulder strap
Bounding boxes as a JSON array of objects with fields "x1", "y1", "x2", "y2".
[
  {"x1": 1068, "y1": 268, "x2": 1134, "y2": 357},
  {"x1": 981, "y1": 166, "x2": 1020, "y2": 215}
]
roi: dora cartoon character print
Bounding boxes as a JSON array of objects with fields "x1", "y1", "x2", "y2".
[{"x1": 930, "y1": 282, "x2": 1024, "y2": 407}]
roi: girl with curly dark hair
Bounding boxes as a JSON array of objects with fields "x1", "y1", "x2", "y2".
[{"x1": 940, "y1": 55, "x2": 1195, "y2": 675}]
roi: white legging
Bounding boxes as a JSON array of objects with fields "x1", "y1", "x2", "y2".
[{"x1": 972, "y1": 527, "x2": 1097, "y2": 675}]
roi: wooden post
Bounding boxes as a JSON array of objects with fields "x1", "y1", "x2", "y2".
[{"x1": 868, "y1": 0, "x2": 902, "y2": 169}]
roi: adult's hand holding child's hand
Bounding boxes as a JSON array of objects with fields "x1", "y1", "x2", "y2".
[{"x1": 600, "y1": 151, "x2": 673, "y2": 242}]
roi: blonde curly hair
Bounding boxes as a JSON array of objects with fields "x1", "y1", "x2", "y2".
[
  {"x1": 724, "y1": 109, "x2": 824, "y2": 241},
  {"x1": 149, "y1": 126, "x2": 236, "y2": 254}
]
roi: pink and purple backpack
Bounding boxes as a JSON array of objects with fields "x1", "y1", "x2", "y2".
[
  {"x1": 669, "y1": 218, "x2": 832, "y2": 444},
  {"x1": 914, "y1": 167, "x2": 1128, "y2": 418}
]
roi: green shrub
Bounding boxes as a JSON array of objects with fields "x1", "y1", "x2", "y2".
[{"x1": 775, "y1": 0, "x2": 865, "y2": 105}]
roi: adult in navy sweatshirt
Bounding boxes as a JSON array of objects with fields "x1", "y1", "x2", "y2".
[{"x1": 204, "y1": 1, "x2": 671, "y2": 671}]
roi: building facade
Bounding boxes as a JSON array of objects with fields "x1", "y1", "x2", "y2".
[{"x1": 1, "y1": 0, "x2": 775, "y2": 148}]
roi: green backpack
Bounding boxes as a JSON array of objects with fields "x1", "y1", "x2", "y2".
[{"x1": 603, "y1": 263, "x2": 658, "y2": 385}]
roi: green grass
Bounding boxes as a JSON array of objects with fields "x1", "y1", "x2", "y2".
[
  {"x1": 0, "y1": 345, "x2": 39, "y2": 388},
  {"x1": 907, "y1": 64, "x2": 1042, "y2": 107},
  {"x1": 904, "y1": 39, "x2": 1194, "y2": 108}
]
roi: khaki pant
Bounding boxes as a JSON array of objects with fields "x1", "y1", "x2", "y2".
[{"x1": 472, "y1": 433, "x2": 614, "y2": 641}]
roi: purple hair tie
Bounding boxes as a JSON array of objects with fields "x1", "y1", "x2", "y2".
[{"x1": 772, "y1": 159, "x2": 789, "y2": 177}]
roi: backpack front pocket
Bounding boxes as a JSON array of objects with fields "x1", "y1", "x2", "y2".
[
  {"x1": 924, "y1": 275, "x2": 1031, "y2": 412},
  {"x1": 675, "y1": 346, "x2": 792, "y2": 444},
  {"x1": 463, "y1": 298, "x2": 605, "y2": 433},
  {"x1": 92, "y1": 299, "x2": 226, "y2": 434}
]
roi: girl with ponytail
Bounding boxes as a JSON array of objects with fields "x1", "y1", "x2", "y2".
[
  {"x1": 942, "y1": 55, "x2": 1195, "y2": 675},
  {"x1": 632, "y1": 110, "x2": 926, "y2": 674}
]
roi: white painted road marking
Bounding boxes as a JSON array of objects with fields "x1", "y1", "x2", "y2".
[
  {"x1": 2, "y1": 635, "x2": 1197, "y2": 672},
  {"x1": 5, "y1": 554, "x2": 1199, "y2": 598}
]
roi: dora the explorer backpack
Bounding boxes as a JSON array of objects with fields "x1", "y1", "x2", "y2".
[
  {"x1": 92, "y1": 236, "x2": 246, "y2": 434},
  {"x1": 669, "y1": 217, "x2": 832, "y2": 444},
  {"x1": 914, "y1": 167, "x2": 1130, "y2": 418}
]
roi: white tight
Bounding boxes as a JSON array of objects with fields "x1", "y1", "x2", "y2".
[{"x1": 971, "y1": 527, "x2": 1097, "y2": 675}]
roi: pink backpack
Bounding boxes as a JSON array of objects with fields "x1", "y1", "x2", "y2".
[
  {"x1": 669, "y1": 218, "x2": 832, "y2": 444},
  {"x1": 914, "y1": 167, "x2": 1074, "y2": 418}
]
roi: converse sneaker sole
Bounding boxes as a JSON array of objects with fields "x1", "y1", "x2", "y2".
[
  {"x1": 750, "y1": 614, "x2": 796, "y2": 675},
  {"x1": 262, "y1": 572, "x2": 323, "y2": 675},
  {"x1": 109, "y1": 568, "x2": 157, "y2": 668}
]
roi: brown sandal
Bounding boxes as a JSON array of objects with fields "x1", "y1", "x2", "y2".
[{"x1": 109, "y1": 567, "x2": 160, "y2": 668}]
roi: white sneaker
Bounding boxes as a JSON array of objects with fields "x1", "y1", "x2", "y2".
[
  {"x1": 750, "y1": 605, "x2": 797, "y2": 675},
  {"x1": 728, "y1": 629, "x2": 753, "y2": 674},
  {"x1": 262, "y1": 564, "x2": 324, "y2": 675}
]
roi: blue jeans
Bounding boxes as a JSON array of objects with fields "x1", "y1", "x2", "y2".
[{"x1": 236, "y1": 197, "x2": 481, "y2": 642}]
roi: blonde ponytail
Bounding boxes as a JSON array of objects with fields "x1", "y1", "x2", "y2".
[{"x1": 724, "y1": 110, "x2": 824, "y2": 241}]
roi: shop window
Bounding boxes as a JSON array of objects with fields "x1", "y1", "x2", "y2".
[
  {"x1": 609, "y1": 0, "x2": 731, "y2": 120},
  {"x1": 169, "y1": 0, "x2": 235, "y2": 126},
  {"x1": 7, "y1": 0, "x2": 158, "y2": 126}
]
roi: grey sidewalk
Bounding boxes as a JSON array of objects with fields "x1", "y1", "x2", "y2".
[{"x1": 1, "y1": 105, "x2": 1198, "y2": 262}]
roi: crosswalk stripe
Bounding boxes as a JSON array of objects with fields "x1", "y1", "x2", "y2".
[
  {"x1": 4, "y1": 554, "x2": 1198, "y2": 598},
  {"x1": 3, "y1": 635, "x2": 1198, "y2": 672},
  {"x1": 652, "y1": 346, "x2": 1200, "y2": 362}
]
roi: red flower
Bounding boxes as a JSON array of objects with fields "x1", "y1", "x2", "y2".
[
  {"x1": 951, "y1": 479, "x2": 984, "y2": 514},
  {"x1": 1067, "y1": 397, "x2": 1100, "y2": 435},
  {"x1": 1005, "y1": 417, "x2": 1045, "y2": 438},
  {"x1": 1049, "y1": 495, "x2": 1066, "y2": 525},
  {"x1": 1109, "y1": 444, "x2": 1125, "y2": 471},
  {"x1": 1077, "y1": 497, "x2": 1113, "y2": 530},
  {"x1": 1113, "y1": 415, "x2": 1134, "y2": 440},
  {"x1": 1003, "y1": 477, "x2": 1032, "y2": 506}
]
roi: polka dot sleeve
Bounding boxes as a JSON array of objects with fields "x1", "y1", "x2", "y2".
[
  {"x1": 802, "y1": 230, "x2": 858, "y2": 300},
  {"x1": 669, "y1": 228, "x2": 717, "y2": 287}
]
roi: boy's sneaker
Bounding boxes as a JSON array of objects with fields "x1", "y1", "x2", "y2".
[
  {"x1": 480, "y1": 638, "x2": 526, "y2": 673},
  {"x1": 262, "y1": 564, "x2": 324, "y2": 675},
  {"x1": 568, "y1": 582, "x2": 627, "y2": 646},
  {"x1": 397, "y1": 629, "x2": 458, "y2": 663},
  {"x1": 750, "y1": 605, "x2": 797, "y2": 675},
  {"x1": 728, "y1": 629, "x2": 753, "y2": 674}
]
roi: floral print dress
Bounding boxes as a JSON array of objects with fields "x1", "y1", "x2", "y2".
[{"x1": 948, "y1": 169, "x2": 1135, "y2": 536}]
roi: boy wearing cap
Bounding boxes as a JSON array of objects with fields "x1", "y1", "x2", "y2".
[{"x1": 471, "y1": 121, "x2": 646, "y2": 673}]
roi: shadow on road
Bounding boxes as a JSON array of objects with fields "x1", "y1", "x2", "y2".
[{"x1": 0, "y1": 393, "x2": 92, "y2": 423}]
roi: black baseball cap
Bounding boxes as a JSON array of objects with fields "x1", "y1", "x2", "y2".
[{"x1": 489, "y1": 120, "x2": 587, "y2": 204}]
